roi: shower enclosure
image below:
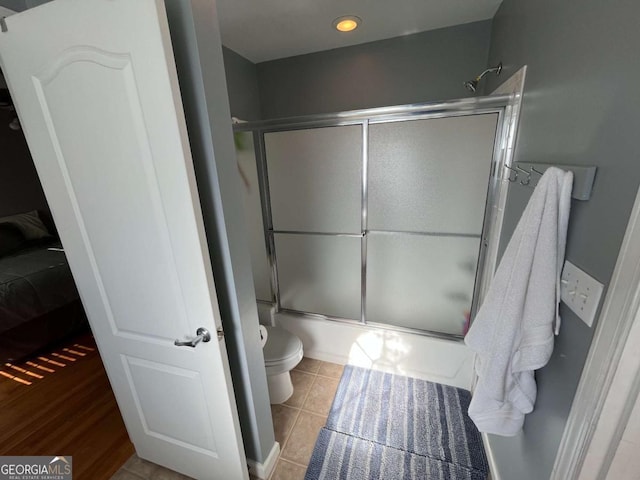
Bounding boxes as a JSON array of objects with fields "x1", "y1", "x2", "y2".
[{"x1": 235, "y1": 95, "x2": 514, "y2": 340}]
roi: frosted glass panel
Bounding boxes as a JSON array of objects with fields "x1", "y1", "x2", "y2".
[
  {"x1": 236, "y1": 132, "x2": 272, "y2": 301},
  {"x1": 275, "y1": 234, "x2": 361, "y2": 319},
  {"x1": 366, "y1": 233, "x2": 481, "y2": 335},
  {"x1": 368, "y1": 114, "x2": 498, "y2": 234},
  {"x1": 265, "y1": 126, "x2": 362, "y2": 233}
]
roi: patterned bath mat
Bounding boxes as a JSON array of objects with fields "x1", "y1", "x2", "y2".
[
  {"x1": 306, "y1": 428, "x2": 487, "y2": 480},
  {"x1": 305, "y1": 365, "x2": 488, "y2": 479}
]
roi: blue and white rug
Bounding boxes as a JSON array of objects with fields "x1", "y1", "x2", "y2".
[
  {"x1": 306, "y1": 428, "x2": 487, "y2": 480},
  {"x1": 305, "y1": 366, "x2": 488, "y2": 480}
]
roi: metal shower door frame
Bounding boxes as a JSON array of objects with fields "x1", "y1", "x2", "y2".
[{"x1": 235, "y1": 94, "x2": 518, "y2": 342}]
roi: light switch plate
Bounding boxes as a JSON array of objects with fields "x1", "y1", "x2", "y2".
[{"x1": 560, "y1": 261, "x2": 604, "y2": 327}]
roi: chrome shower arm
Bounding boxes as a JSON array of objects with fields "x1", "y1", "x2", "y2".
[
  {"x1": 464, "y1": 62, "x2": 503, "y2": 93},
  {"x1": 476, "y1": 63, "x2": 503, "y2": 81}
]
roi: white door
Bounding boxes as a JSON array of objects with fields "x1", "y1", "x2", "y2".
[{"x1": 0, "y1": 1, "x2": 248, "y2": 479}]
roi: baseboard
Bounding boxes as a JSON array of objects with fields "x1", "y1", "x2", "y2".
[{"x1": 247, "y1": 441, "x2": 280, "y2": 479}]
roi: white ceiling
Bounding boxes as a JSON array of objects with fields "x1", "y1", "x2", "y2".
[{"x1": 217, "y1": 0, "x2": 503, "y2": 63}]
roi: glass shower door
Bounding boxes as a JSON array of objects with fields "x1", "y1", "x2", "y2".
[
  {"x1": 264, "y1": 125, "x2": 363, "y2": 320},
  {"x1": 243, "y1": 108, "x2": 502, "y2": 338},
  {"x1": 366, "y1": 114, "x2": 498, "y2": 335}
]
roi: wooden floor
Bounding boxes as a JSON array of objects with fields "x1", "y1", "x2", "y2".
[{"x1": 0, "y1": 333, "x2": 134, "y2": 480}]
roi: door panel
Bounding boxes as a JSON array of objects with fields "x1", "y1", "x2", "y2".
[
  {"x1": 33, "y1": 48, "x2": 190, "y2": 340},
  {"x1": 0, "y1": 1, "x2": 247, "y2": 478},
  {"x1": 366, "y1": 232, "x2": 481, "y2": 335},
  {"x1": 265, "y1": 125, "x2": 362, "y2": 233},
  {"x1": 368, "y1": 115, "x2": 498, "y2": 234},
  {"x1": 123, "y1": 356, "x2": 216, "y2": 452},
  {"x1": 275, "y1": 233, "x2": 361, "y2": 320}
]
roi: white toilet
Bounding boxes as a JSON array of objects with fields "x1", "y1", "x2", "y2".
[{"x1": 260, "y1": 325, "x2": 303, "y2": 404}]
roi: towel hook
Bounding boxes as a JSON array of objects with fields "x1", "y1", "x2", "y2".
[
  {"x1": 529, "y1": 167, "x2": 544, "y2": 187},
  {"x1": 504, "y1": 165, "x2": 518, "y2": 182},
  {"x1": 516, "y1": 166, "x2": 531, "y2": 185}
]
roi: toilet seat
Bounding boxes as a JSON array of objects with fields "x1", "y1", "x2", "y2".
[{"x1": 263, "y1": 326, "x2": 303, "y2": 374}]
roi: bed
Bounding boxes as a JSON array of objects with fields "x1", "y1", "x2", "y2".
[{"x1": 0, "y1": 211, "x2": 88, "y2": 363}]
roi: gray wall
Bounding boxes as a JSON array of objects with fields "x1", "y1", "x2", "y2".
[
  {"x1": 485, "y1": 1, "x2": 640, "y2": 479},
  {"x1": 0, "y1": 0, "x2": 49, "y2": 11},
  {"x1": 256, "y1": 20, "x2": 492, "y2": 119},
  {"x1": 164, "y1": 0, "x2": 274, "y2": 465},
  {"x1": 0, "y1": 0, "x2": 25, "y2": 10},
  {"x1": 222, "y1": 46, "x2": 262, "y2": 121}
]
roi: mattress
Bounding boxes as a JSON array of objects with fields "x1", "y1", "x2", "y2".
[{"x1": 0, "y1": 244, "x2": 80, "y2": 333}]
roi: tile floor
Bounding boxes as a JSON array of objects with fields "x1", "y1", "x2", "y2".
[
  {"x1": 110, "y1": 454, "x2": 192, "y2": 480},
  {"x1": 269, "y1": 357, "x2": 344, "y2": 480},
  {"x1": 110, "y1": 357, "x2": 344, "y2": 480}
]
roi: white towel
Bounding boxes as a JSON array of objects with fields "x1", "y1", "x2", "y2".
[{"x1": 465, "y1": 167, "x2": 573, "y2": 436}]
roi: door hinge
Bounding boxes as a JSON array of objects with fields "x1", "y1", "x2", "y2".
[
  {"x1": 0, "y1": 17, "x2": 8, "y2": 33},
  {"x1": 217, "y1": 327, "x2": 224, "y2": 341}
]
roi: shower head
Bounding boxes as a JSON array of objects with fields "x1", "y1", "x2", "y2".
[
  {"x1": 464, "y1": 62, "x2": 502, "y2": 94},
  {"x1": 464, "y1": 79, "x2": 479, "y2": 93}
]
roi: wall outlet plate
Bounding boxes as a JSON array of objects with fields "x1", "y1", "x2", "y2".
[{"x1": 560, "y1": 261, "x2": 604, "y2": 327}]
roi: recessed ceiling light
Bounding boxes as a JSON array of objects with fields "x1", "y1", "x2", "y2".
[{"x1": 333, "y1": 15, "x2": 361, "y2": 33}]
